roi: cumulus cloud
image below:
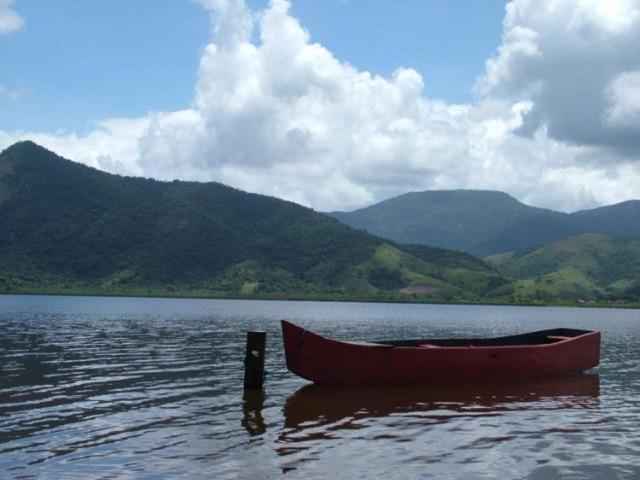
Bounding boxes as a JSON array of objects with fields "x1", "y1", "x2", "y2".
[
  {"x1": 0, "y1": 0, "x2": 23, "y2": 35},
  {"x1": 478, "y1": 0, "x2": 640, "y2": 151},
  {"x1": 2, "y1": 0, "x2": 640, "y2": 213}
]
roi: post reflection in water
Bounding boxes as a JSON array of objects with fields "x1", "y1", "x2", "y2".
[
  {"x1": 276, "y1": 375, "x2": 600, "y2": 468},
  {"x1": 242, "y1": 389, "x2": 267, "y2": 436}
]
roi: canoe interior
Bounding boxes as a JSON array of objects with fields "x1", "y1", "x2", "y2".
[{"x1": 373, "y1": 328, "x2": 593, "y2": 347}]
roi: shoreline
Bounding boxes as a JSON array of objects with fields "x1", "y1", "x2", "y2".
[{"x1": 2, "y1": 289, "x2": 638, "y2": 310}]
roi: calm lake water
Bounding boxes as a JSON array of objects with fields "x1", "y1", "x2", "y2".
[{"x1": 1, "y1": 295, "x2": 640, "y2": 479}]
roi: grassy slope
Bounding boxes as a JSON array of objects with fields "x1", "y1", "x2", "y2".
[{"x1": 487, "y1": 234, "x2": 640, "y2": 302}]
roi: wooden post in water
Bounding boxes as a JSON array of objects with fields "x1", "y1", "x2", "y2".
[{"x1": 244, "y1": 331, "x2": 267, "y2": 390}]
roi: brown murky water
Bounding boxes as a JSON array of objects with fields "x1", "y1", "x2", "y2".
[{"x1": 1, "y1": 295, "x2": 639, "y2": 479}]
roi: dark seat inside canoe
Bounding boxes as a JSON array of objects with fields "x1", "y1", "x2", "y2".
[{"x1": 375, "y1": 328, "x2": 592, "y2": 348}]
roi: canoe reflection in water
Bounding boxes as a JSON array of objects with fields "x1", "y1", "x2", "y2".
[{"x1": 277, "y1": 374, "x2": 599, "y2": 447}]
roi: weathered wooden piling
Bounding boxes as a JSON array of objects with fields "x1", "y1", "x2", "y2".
[{"x1": 244, "y1": 331, "x2": 267, "y2": 390}]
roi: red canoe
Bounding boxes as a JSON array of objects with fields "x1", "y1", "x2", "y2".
[{"x1": 281, "y1": 320, "x2": 600, "y2": 385}]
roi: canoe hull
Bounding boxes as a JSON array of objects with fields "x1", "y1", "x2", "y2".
[{"x1": 281, "y1": 320, "x2": 601, "y2": 385}]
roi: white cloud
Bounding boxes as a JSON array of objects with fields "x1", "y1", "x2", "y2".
[
  {"x1": 2, "y1": 0, "x2": 640, "y2": 213},
  {"x1": 0, "y1": 117, "x2": 150, "y2": 176},
  {"x1": 0, "y1": 0, "x2": 23, "y2": 35},
  {"x1": 477, "y1": 0, "x2": 640, "y2": 150}
]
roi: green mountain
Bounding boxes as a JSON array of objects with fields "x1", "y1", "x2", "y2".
[
  {"x1": 0, "y1": 141, "x2": 505, "y2": 302},
  {"x1": 487, "y1": 234, "x2": 640, "y2": 302},
  {"x1": 571, "y1": 201, "x2": 640, "y2": 237},
  {"x1": 329, "y1": 190, "x2": 564, "y2": 254},
  {"x1": 330, "y1": 190, "x2": 640, "y2": 256}
]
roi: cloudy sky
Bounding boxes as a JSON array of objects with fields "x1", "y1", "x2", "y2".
[{"x1": 1, "y1": 0, "x2": 640, "y2": 213}]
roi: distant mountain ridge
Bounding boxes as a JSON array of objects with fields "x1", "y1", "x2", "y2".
[
  {"x1": 0, "y1": 141, "x2": 503, "y2": 301},
  {"x1": 329, "y1": 191, "x2": 640, "y2": 256}
]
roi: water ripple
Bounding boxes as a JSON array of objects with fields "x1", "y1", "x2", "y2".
[{"x1": 1, "y1": 295, "x2": 640, "y2": 479}]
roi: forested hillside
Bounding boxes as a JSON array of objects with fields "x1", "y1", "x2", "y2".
[{"x1": 0, "y1": 142, "x2": 503, "y2": 302}]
